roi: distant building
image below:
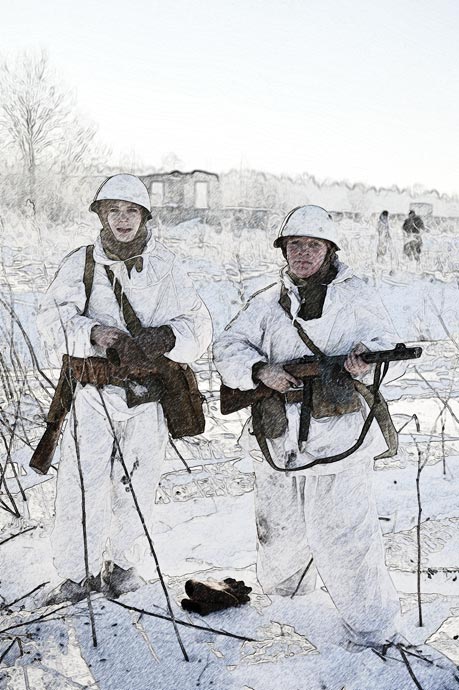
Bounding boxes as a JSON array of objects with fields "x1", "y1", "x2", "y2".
[{"x1": 140, "y1": 170, "x2": 221, "y2": 211}]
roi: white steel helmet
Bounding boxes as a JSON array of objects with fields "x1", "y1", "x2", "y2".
[
  {"x1": 274, "y1": 205, "x2": 340, "y2": 249},
  {"x1": 90, "y1": 174, "x2": 152, "y2": 219}
]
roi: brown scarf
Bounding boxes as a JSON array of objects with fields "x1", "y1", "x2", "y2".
[
  {"x1": 100, "y1": 223, "x2": 149, "y2": 276},
  {"x1": 287, "y1": 249, "x2": 338, "y2": 320}
]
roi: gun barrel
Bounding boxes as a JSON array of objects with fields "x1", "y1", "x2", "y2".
[{"x1": 361, "y1": 344, "x2": 422, "y2": 364}]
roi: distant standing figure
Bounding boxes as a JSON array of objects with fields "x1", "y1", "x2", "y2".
[
  {"x1": 376, "y1": 210, "x2": 394, "y2": 267},
  {"x1": 402, "y1": 210, "x2": 424, "y2": 263}
]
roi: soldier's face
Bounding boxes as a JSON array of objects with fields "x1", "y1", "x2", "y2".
[
  {"x1": 286, "y1": 236, "x2": 329, "y2": 278},
  {"x1": 105, "y1": 201, "x2": 143, "y2": 242}
]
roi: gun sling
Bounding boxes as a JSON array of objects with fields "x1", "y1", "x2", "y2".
[{"x1": 251, "y1": 360, "x2": 394, "y2": 472}]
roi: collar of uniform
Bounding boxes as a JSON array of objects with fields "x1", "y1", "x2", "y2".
[
  {"x1": 279, "y1": 260, "x2": 353, "y2": 319},
  {"x1": 279, "y1": 270, "x2": 301, "y2": 319},
  {"x1": 92, "y1": 233, "x2": 176, "y2": 285},
  {"x1": 93, "y1": 228, "x2": 154, "y2": 266}
]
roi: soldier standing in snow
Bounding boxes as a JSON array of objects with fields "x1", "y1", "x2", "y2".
[
  {"x1": 376, "y1": 210, "x2": 396, "y2": 270},
  {"x1": 38, "y1": 174, "x2": 212, "y2": 602},
  {"x1": 214, "y1": 205, "x2": 403, "y2": 649},
  {"x1": 402, "y1": 209, "x2": 424, "y2": 264}
]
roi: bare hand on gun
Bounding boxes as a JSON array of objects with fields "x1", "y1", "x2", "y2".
[
  {"x1": 255, "y1": 363, "x2": 302, "y2": 393},
  {"x1": 344, "y1": 343, "x2": 371, "y2": 377},
  {"x1": 90, "y1": 325, "x2": 126, "y2": 349}
]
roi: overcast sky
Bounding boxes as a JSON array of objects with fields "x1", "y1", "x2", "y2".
[{"x1": 2, "y1": 0, "x2": 458, "y2": 193}]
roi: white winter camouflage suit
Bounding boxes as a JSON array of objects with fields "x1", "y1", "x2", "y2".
[
  {"x1": 214, "y1": 261, "x2": 402, "y2": 645},
  {"x1": 38, "y1": 234, "x2": 212, "y2": 582}
]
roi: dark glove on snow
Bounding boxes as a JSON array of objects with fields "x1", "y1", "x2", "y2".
[
  {"x1": 134, "y1": 326, "x2": 176, "y2": 361},
  {"x1": 181, "y1": 578, "x2": 252, "y2": 616}
]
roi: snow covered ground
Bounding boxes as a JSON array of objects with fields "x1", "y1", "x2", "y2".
[{"x1": 0, "y1": 234, "x2": 459, "y2": 689}]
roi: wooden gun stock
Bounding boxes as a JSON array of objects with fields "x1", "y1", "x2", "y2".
[
  {"x1": 220, "y1": 382, "x2": 272, "y2": 416},
  {"x1": 29, "y1": 420, "x2": 66, "y2": 475},
  {"x1": 29, "y1": 361, "x2": 75, "y2": 475}
]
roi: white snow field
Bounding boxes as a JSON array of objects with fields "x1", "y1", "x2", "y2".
[{"x1": 0, "y1": 224, "x2": 459, "y2": 690}]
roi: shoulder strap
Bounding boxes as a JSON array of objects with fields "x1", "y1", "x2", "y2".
[
  {"x1": 81, "y1": 245, "x2": 143, "y2": 336},
  {"x1": 292, "y1": 320, "x2": 324, "y2": 357},
  {"x1": 104, "y1": 265, "x2": 143, "y2": 337},
  {"x1": 223, "y1": 282, "x2": 277, "y2": 332},
  {"x1": 83, "y1": 245, "x2": 95, "y2": 316}
]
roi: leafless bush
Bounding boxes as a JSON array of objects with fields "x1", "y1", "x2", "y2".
[{"x1": 0, "y1": 50, "x2": 110, "y2": 225}]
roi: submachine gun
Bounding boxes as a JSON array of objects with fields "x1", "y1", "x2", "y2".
[
  {"x1": 220, "y1": 343, "x2": 422, "y2": 472},
  {"x1": 220, "y1": 343, "x2": 422, "y2": 415}
]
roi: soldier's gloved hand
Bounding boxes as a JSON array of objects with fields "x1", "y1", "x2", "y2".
[
  {"x1": 134, "y1": 326, "x2": 176, "y2": 361},
  {"x1": 344, "y1": 342, "x2": 371, "y2": 377},
  {"x1": 254, "y1": 363, "x2": 301, "y2": 393},
  {"x1": 105, "y1": 332, "x2": 150, "y2": 372}
]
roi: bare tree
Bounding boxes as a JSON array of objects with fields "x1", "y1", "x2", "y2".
[{"x1": 0, "y1": 50, "x2": 99, "y2": 209}]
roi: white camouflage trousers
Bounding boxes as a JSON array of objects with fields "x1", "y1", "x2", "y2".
[
  {"x1": 52, "y1": 385, "x2": 168, "y2": 582},
  {"x1": 254, "y1": 458, "x2": 401, "y2": 645}
]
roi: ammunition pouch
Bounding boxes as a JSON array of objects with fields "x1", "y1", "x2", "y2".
[
  {"x1": 151, "y1": 358, "x2": 206, "y2": 438},
  {"x1": 256, "y1": 364, "x2": 362, "y2": 441},
  {"x1": 254, "y1": 393, "x2": 288, "y2": 439},
  {"x1": 310, "y1": 363, "x2": 361, "y2": 418}
]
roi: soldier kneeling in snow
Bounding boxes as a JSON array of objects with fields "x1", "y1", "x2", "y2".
[
  {"x1": 37, "y1": 174, "x2": 212, "y2": 603},
  {"x1": 214, "y1": 205, "x2": 404, "y2": 649}
]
